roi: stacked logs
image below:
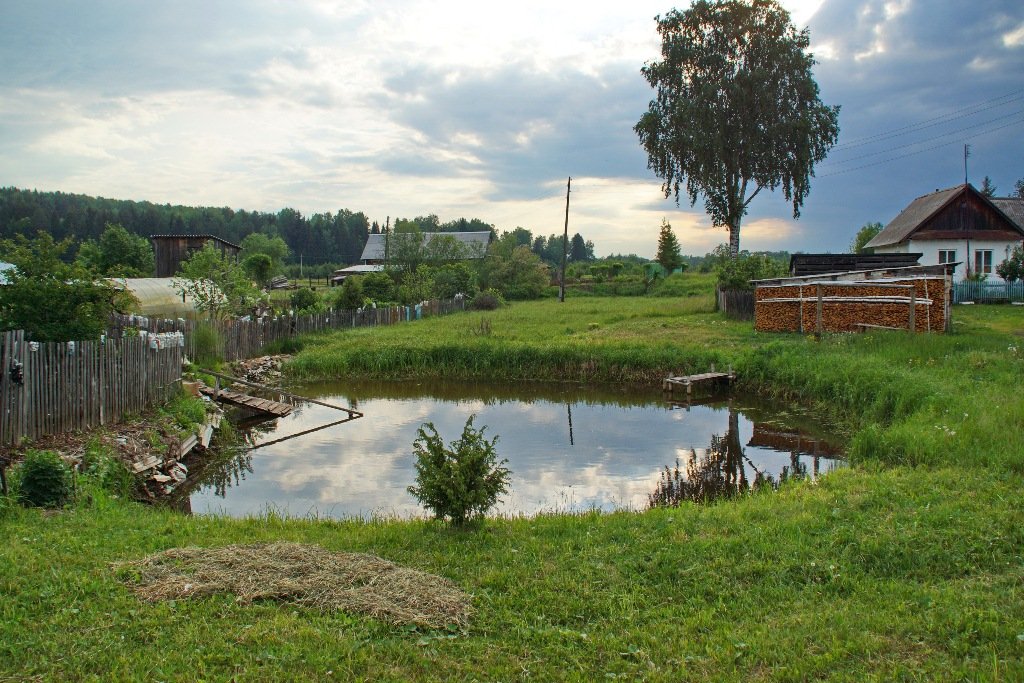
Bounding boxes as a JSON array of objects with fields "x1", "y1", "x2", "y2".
[{"x1": 754, "y1": 277, "x2": 948, "y2": 334}]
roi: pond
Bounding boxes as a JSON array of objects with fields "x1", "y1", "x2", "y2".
[{"x1": 179, "y1": 380, "x2": 846, "y2": 519}]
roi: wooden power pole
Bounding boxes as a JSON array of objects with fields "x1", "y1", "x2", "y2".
[{"x1": 559, "y1": 176, "x2": 571, "y2": 303}]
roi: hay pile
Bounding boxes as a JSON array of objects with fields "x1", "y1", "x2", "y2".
[{"x1": 116, "y1": 542, "x2": 473, "y2": 628}]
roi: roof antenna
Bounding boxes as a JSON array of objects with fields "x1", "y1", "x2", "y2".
[{"x1": 964, "y1": 143, "x2": 970, "y2": 185}]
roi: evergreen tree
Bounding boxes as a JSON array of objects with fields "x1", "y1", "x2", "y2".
[{"x1": 655, "y1": 219, "x2": 683, "y2": 273}]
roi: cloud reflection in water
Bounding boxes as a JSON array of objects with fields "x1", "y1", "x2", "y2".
[{"x1": 189, "y1": 380, "x2": 844, "y2": 519}]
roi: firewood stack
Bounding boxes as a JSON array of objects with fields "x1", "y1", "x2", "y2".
[{"x1": 755, "y1": 276, "x2": 949, "y2": 334}]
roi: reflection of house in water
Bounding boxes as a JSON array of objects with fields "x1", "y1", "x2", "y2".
[{"x1": 650, "y1": 407, "x2": 844, "y2": 508}]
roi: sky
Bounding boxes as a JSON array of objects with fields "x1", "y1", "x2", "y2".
[{"x1": 1, "y1": 0, "x2": 1022, "y2": 260}]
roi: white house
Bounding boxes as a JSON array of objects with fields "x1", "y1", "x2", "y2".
[{"x1": 866, "y1": 184, "x2": 1024, "y2": 281}]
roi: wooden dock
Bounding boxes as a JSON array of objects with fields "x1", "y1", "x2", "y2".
[
  {"x1": 663, "y1": 369, "x2": 735, "y2": 395},
  {"x1": 199, "y1": 386, "x2": 293, "y2": 418}
]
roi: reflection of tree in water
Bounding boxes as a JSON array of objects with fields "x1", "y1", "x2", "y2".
[
  {"x1": 649, "y1": 409, "x2": 810, "y2": 508},
  {"x1": 197, "y1": 446, "x2": 255, "y2": 498}
]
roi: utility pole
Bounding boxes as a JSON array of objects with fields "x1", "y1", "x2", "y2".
[{"x1": 559, "y1": 176, "x2": 571, "y2": 303}]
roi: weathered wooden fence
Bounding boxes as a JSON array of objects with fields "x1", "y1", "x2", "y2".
[
  {"x1": 108, "y1": 297, "x2": 468, "y2": 363},
  {"x1": 0, "y1": 330, "x2": 184, "y2": 446},
  {"x1": 716, "y1": 288, "x2": 755, "y2": 320},
  {"x1": 952, "y1": 281, "x2": 1024, "y2": 303}
]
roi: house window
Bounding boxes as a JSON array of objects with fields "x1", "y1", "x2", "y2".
[
  {"x1": 938, "y1": 249, "x2": 956, "y2": 264},
  {"x1": 974, "y1": 249, "x2": 993, "y2": 274}
]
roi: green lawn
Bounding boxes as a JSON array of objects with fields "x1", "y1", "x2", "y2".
[{"x1": 2, "y1": 285, "x2": 1023, "y2": 681}]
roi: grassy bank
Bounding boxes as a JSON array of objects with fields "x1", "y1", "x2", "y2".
[{"x1": 2, "y1": 285, "x2": 1023, "y2": 681}]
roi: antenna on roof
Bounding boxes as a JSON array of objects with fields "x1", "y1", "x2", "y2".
[{"x1": 964, "y1": 143, "x2": 970, "y2": 185}]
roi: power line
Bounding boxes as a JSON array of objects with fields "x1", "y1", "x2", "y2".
[
  {"x1": 822, "y1": 107, "x2": 1024, "y2": 167},
  {"x1": 831, "y1": 88, "x2": 1024, "y2": 150},
  {"x1": 818, "y1": 117, "x2": 1024, "y2": 178}
]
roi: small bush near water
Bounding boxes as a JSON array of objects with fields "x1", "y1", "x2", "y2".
[
  {"x1": 408, "y1": 416, "x2": 510, "y2": 526},
  {"x1": 16, "y1": 449, "x2": 73, "y2": 508}
]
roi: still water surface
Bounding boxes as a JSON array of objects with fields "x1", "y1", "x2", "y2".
[{"x1": 185, "y1": 380, "x2": 844, "y2": 519}]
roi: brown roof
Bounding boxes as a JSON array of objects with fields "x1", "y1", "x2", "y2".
[
  {"x1": 864, "y1": 185, "x2": 964, "y2": 249},
  {"x1": 866, "y1": 184, "x2": 1024, "y2": 249}
]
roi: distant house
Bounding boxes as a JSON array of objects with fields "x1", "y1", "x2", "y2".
[
  {"x1": 865, "y1": 184, "x2": 1024, "y2": 281},
  {"x1": 0, "y1": 261, "x2": 15, "y2": 285},
  {"x1": 359, "y1": 231, "x2": 492, "y2": 265},
  {"x1": 150, "y1": 234, "x2": 242, "y2": 277}
]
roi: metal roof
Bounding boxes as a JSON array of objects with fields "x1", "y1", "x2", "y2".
[
  {"x1": 990, "y1": 197, "x2": 1024, "y2": 231},
  {"x1": 360, "y1": 231, "x2": 491, "y2": 261}
]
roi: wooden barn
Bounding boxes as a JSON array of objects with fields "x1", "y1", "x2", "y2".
[
  {"x1": 150, "y1": 234, "x2": 241, "y2": 277},
  {"x1": 753, "y1": 263, "x2": 956, "y2": 334}
]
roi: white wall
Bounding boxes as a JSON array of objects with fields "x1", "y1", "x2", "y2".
[{"x1": 877, "y1": 239, "x2": 1022, "y2": 281}]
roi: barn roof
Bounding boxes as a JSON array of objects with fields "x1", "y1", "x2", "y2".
[{"x1": 360, "y1": 231, "x2": 491, "y2": 261}]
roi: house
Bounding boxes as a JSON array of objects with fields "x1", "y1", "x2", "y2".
[
  {"x1": 359, "y1": 231, "x2": 491, "y2": 265},
  {"x1": 865, "y1": 184, "x2": 1024, "y2": 281},
  {"x1": 150, "y1": 234, "x2": 242, "y2": 277}
]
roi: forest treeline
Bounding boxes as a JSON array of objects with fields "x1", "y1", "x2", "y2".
[{"x1": 0, "y1": 187, "x2": 599, "y2": 274}]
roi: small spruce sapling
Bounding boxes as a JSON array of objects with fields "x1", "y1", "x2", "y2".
[{"x1": 408, "y1": 416, "x2": 510, "y2": 526}]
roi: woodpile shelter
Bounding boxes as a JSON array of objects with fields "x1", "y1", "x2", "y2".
[
  {"x1": 151, "y1": 234, "x2": 241, "y2": 277},
  {"x1": 753, "y1": 264, "x2": 955, "y2": 334},
  {"x1": 788, "y1": 252, "x2": 922, "y2": 277}
]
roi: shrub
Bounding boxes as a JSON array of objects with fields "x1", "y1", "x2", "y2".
[
  {"x1": 408, "y1": 416, "x2": 510, "y2": 526},
  {"x1": 360, "y1": 271, "x2": 397, "y2": 303},
  {"x1": 290, "y1": 286, "x2": 322, "y2": 314},
  {"x1": 469, "y1": 289, "x2": 504, "y2": 311},
  {"x1": 333, "y1": 276, "x2": 364, "y2": 310},
  {"x1": 17, "y1": 449, "x2": 73, "y2": 508},
  {"x1": 80, "y1": 439, "x2": 135, "y2": 499}
]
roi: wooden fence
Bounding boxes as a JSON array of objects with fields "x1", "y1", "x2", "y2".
[
  {"x1": 0, "y1": 330, "x2": 184, "y2": 446},
  {"x1": 952, "y1": 281, "x2": 1024, "y2": 303},
  {"x1": 716, "y1": 288, "x2": 755, "y2": 320},
  {"x1": 108, "y1": 297, "x2": 468, "y2": 363}
]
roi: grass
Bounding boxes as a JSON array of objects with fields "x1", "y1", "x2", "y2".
[{"x1": 2, "y1": 277, "x2": 1023, "y2": 681}]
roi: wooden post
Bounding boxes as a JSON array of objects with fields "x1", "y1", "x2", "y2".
[
  {"x1": 908, "y1": 286, "x2": 916, "y2": 333},
  {"x1": 815, "y1": 284, "x2": 824, "y2": 337}
]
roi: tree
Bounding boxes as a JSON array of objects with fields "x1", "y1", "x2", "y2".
[
  {"x1": 479, "y1": 245, "x2": 549, "y2": 300},
  {"x1": 655, "y1": 219, "x2": 683, "y2": 272},
  {"x1": 996, "y1": 245, "x2": 1024, "y2": 283},
  {"x1": 850, "y1": 221, "x2": 883, "y2": 254},
  {"x1": 239, "y1": 233, "x2": 289, "y2": 274},
  {"x1": 1013, "y1": 178, "x2": 1024, "y2": 199},
  {"x1": 980, "y1": 176, "x2": 997, "y2": 198},
  {"x1": 0, "y1": 232, "x2": 130, "y2": 341},
  {"x1": 174, "y1": 243, "x2": 262, "y2": 319},
  {"x1": 242, "y1": 253, "x2": 274, "y2": 288},
  {"x1": 635, "y1": 0, "x2": 839, "y2": 258},
  {"x1": 569, "y1": 233, "x2": 589, "y2": 262},
  {"x1": 76, "y1": 222, "x2": 154, "y2": 276}
]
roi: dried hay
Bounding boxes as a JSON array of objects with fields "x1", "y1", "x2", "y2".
[{"x1": 116, "y1": 542, "x2": 473, "y2": 628}]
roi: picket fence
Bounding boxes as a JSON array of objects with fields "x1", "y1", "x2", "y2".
[
  {"x1": 107, "y1": 297, "x2": 467, "y2": 362},
  {"x1": 0, "y1": 329, "x2": 184, "y2": 446},
  {"x1": 0, "y1": 298, "x2": 466, "y2": 446},
  {"x1": 952, "y1": 281, "x2": 1024, "y2": 303}
]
